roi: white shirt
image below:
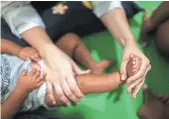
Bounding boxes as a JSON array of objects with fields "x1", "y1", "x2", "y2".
[{"x1": 1, "y1": 1, "x2": 122, "y2": 38}]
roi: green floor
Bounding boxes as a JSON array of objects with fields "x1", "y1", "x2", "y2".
[{"x1": 36, "y1": 1, "x2": 169, "y2": 119}]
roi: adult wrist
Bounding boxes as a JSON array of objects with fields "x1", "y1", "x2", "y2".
[
  {"x1": 123, "y1": 36, "x2": 137, "y2": 48},
  {"x1": 39, "y1": 43, "x2": 56, "y2": 58}
]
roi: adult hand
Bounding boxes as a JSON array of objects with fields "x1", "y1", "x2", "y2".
[
  {"x1": 43, "y1": 44, "x2": 90, "y2": 105},
  {"x1": 120, "y1": 40, "x2": 151, "y2": 98}
]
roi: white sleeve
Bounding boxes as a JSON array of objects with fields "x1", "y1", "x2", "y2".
[
  {"x1": 92, "y1": 1, "x2": 123, "y2": 18},
  {"x1": 2, "y1": 3, "x2": 45, "y2": 38}
]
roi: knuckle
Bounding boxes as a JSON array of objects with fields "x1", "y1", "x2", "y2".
[
  {"x1": 70, "y1": 87, "x2": 77, "y2": 93},
  {"x1": 60, "y1": 96, "x2": 66, "y2": 101},
  {"x1": 67, "y1": 93, "x2": 73, "y2": 97},
  {"x1": 57, "y1": 92, "x2": 63, "y2": 98}
]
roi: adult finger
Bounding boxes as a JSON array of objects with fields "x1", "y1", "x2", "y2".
[
  {"x1": 127, "y1": 77, "x2": 143, "y2": 93},
  {"x1": 127, "y1": 64, "x2": 150, "y2": 93},
  {"x1": 120, "y1": 57, "x2": 128, "y2": 81},
  {"x1": 80, "y1": 69, "x2": 91, "y2": 74},
  {"x1": 71, "y1": 60, "x2": 91, "y2": 75},
  {"x1": 127, "y1": 59, "x2": 149, "y2": 83},
  {"x1": 132, "y1": 80, "x2": 144, "y2": 99},
  {"x1": 46, "y1": 81, "x2": 56, "y2": 104},
  {"x1": 61, "y1": 77, "x2": 79, "y2": 104},
  {"x1": 20, "y1": 69, "x2": 28, "y2": 76},
  {"x1": 66, "y1": 75, "x2": 84, "y2": 99},
  {"x1": 54, "y1": 84, "x2": 71, "y2": 105},
  {"x1": 71, "y1": 61, "x2": 84, "y2": 75}
]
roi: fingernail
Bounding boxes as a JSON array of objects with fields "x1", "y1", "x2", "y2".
[
  {"x1": 79, "y1": 94, "x2": 84, "y2": 98},
  {"x1": 52, "y1": 101, "x2": 56, "y2": 105},
  {"x1": 121, "y1": 74, "x2": 125, "y2": 80},
  {"x1": 126, "y1": 88, "x2": 130, "y2": 93},
  {"x1": 132, "y1": 95, "x2": 136, "y2": 99}
]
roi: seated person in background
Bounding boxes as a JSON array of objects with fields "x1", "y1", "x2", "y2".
[
  {"x1": 141, "y1": 1, "x2": 169, "y2": 57},
  {"x1": 138, "y1": 84, "x2": 169, "y2": 119},
  {"x1": 140, "y1": 1, "x2": 169, "y2": 104},
  {"x1": 1, "y1": 38, "x2": 141, "y2": 119}
]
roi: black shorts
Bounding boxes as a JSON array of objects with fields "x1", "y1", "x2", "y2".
[
  {"x1": 1, "y1": 1, "x2": 144, "y2": 47},
  {"x1": 1, "y1": 2, "x2": 105, "y2": 46}
]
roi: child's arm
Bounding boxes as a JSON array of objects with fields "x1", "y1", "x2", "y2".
[
  {"x1": 1, "y1": 39, "x2": 41, "y2": 62},
  {"x1": 1, "y1": 70, "x2": 45, "y2": 119},
  {"x1": 1, "y1": 39, "x2": 23, "y2": 56}
]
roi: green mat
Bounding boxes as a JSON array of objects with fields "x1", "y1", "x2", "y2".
[{"x1": 35, "y1": 1, "x2": 169, "y2": 119}]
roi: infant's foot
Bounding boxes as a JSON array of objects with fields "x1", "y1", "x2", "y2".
[
  {"x1": 138, "y1": 84, "x2": 165, "y2": 119},
  {"x1": 91, "y1": 59, "x2": 113, "y2": 74},
  {"x1": 126, "y1": 54, "x2": 141, "y2": 77}
]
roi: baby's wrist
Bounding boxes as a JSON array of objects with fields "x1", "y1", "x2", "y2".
[
  {"x1": 16, "y1": 85, "x2": 30, "y2": 94},
  {"x1": 16, "y1": 47, "x2": 23, "y2": 57}
]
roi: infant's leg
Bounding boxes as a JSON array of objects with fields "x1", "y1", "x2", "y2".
[
  {"x1": 44, "y1": 54, "x2": 139, "y2": 107},
  {"x1": 44, "y1": 72, "x2": 122, "y2": 107}
]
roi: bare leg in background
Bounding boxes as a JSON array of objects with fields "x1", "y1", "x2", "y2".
[
  {"x1": 56, "y1": 33, "x2": 113, "y2": 74},
  {"x1": 141, "y1": 1, "x2": 169, "y2": 47}
]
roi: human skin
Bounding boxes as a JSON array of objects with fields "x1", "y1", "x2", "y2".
[
  {"x1": 0, "y1": 53, "x2": 140, "y2": 119},
  {"x1": 1, "y1": 70, "x2": 45, "y2": 119},
  {"x1": 141, "y1": 1, "x2": 169, "y2": 47},
  {"x1": 56, "y1": 33, "x2": 113, "y2": 74},
  {"x1": 20, "y1": 6, "x2": 150, "y2": 104},
  {"x1": 43, "y1": 54, "x2": 141, "y2": 107},
  {"x1": 100, "y1": 8, "x2": 151, "y2": 98},
  {"x1": 1, "y1": 39, "x2": 40, "y2": 62}
]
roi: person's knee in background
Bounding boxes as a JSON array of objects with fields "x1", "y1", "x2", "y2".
[
  {"x1": 56, "y1": 33, "x2": 81, "y2": 57},
  {"x1": 156, "y1": 20, "x2": 169, "y2": 57}
]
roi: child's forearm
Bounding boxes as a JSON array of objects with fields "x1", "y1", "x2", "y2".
[
  {"x1": 1, "y1": 39, "x2": 22, "y2": 56},
  {"x1": 1, "y1": 86, "x2": 29, "y2": 119}
]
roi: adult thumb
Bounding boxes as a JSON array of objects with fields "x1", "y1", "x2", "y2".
[
  {"x1": 120, "y1": 59, "x2": 128, "y2": 81},
  {"x1": 71, "y1": 60, "x2": 83, "y2": 75}
]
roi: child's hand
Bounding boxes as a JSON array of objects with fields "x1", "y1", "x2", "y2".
[
  {"x1": 17, "y1": 69, "x2": 46, "y2": 92},
  {"x1": 18, "y1": 47, "x2": 41, "y2": 62}
]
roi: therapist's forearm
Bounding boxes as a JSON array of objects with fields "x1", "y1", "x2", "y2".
[
  {"x1": 21, "y1": 27, "x2": 56, "y2": 57},
  {"x1": 100, "y1": 8, "x2": 137, "y2": 47}
]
